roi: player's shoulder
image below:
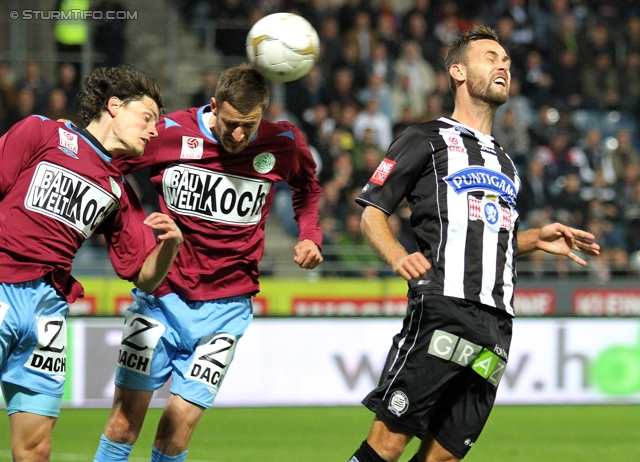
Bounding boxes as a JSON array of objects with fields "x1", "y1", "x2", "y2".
[
  {"x1": 256, "y1": 119, "x2": 304, "y2": 146},
  {"x1": 159, "y1": 107, "x2": 200, "y2": 131}
]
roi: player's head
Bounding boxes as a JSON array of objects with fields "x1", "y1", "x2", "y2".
[
  {"x1": 78, "y1": 65, "x2": 164, "y2": 156},
  {"x1": 210, "y1": 64, "x2": 270, "y2": 154},
  {"x1": 445, "y1": 26, "x2": 510, "y2": 106}
]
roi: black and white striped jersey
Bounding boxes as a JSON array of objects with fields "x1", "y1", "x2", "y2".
[{"x1": 356, "y1": 117, "x2": 521, "y2": 315}]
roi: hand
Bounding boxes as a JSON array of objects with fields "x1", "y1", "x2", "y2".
[
  {"x1": 144, "y1": 212, "x2": 183, "y2": 247},
  {"x1": 536, "y1": 222, "x2": 600, "y2": 266},
  {"x1": 393, "y1": 252, "x2": 431, "y2": 281},
  {"x1": 294, "y1": 239, "x2": 323, "y2": 269}
]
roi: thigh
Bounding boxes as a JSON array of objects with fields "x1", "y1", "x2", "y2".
[
  {"x1": 362, "y1": 295, "x2": 512, "y2": 454},
  {"x1": 9, "y1": 406, "x2": 57, "y2": 458},
  {"x1": 169, "y1": 294, "x2": 254, "y2": 409},
  {"x1": 0, "y1": 281, "x2": 68, "y2": 407}
]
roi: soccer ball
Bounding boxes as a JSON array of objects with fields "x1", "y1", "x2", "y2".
[{"x1": 246, "y1": 13, "x2": 319, "y2": 83}]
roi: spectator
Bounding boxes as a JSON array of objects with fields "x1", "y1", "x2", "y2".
[
  {"x1": 554, "y1": 173, "x2": 590, "y2": 229},
  {"x1": 190, "y1": 69, "x2": 217, "y2": 107},
  {"x1": 352, "y1": 98, "x2": 393, "y2": 151},
  {"x1": 350, "y1": 127, "x2": 385, "y2": 172},
  {"x1": 93, "y1": 0, "x2": 128, "y2": 67},
  {"x1": 392, "y1": 106, "x2": 416, "y2": 140},
  {"x1": 375, "y1": 13, "x2": 400, "y2": 62},
  {"x1": 402, "y1": 11, "x2": 438, "y2": 65},
  {"x1": 55, "y1": 62, "x2": 81, "y2": 112},
  {"x1": 286, "y1": 65, "x2": 326, "y2": 124},
  {"x1": 581, "y1": 51, "x2": 620, "y2": 111},
  {"x1": 393, "y1": 40, "x2": 437, "y2": 104},
  {"x1": 495, "y1": 0, "x2": 537, "y2": 49},
  {"x1": 618, "y1": 49, "x2": 640, "y2": 118},
  {"x1": 5, "y1": 87, "x2": 36, "y2": 128},
  {"x1": 358, "y1": 73, "x2": 394, "y2": 122},
  {"x1": 43, "y1": 88, "x2": 80, "y2": 125},
  {"x1": 517, "y1": 157, "x2": 551, "y2": 226},
  {"x1": 317, "y1": 16, "x2": 343, "y2": 80},
  {"x1": 494, "y1": 75, "x2": 534, "y2": 127},
  {"x1": 493, "y1": 107, "x2": 531, "y2": 174},
  {"x1": 421, "y1": 92, "x2": 447, "y2": 122},
  {"x1": 547, "y1": 13, "x2": 589, "y2": 66},
  {"x1": 335, "y1": 212, "x2": 380, "y2": 278},
  {"x1": 390, "y1": 73, "x2": 425, "y2": 123},
  {"x1": 16, "y1": 61, "x2": 50, "y2": 113},
  {"x1": 325, "y1": 67, "x2": 360, "y2": 111},
  {"x1": 366, "y1": 41, "x2": 396, "y2": 86},
  {"x1": 579, "y1": 128, "x2": 616, "y2": 184},
  {"x1": 520, "y1": 48, "x2": 553, "y2": 108},
  {"x1": 610, "y1": 129, "x2": 640, "y2": 182},
  {"x1": 343, "y1": 10, "x2": 377, "y2": 65},
  {"x1": 332, "y1": 41, "x2": 369, "y2": 91}
]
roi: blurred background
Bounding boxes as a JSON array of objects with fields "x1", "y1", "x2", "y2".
[{"x1": 1, "y1": 4, "x2": 640, "y2": 447}]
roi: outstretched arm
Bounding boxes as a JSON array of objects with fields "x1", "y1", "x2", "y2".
[
  {"x1": 132, "y1": 212, "x2": 183, "y2": 292},
  {"x1": 517, "y1": 222, "x2": 600, "y2": 266},
  {"x1": 360, "y1": 206, "x2": 431, "y2": 281}
]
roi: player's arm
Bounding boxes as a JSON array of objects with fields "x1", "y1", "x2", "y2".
[
  {"x1": 131, "y1": 212, "x2": 183, "y2": 292},
  {"x1": 517, "y1": 222, "x2": 600, "y2": 266},
  {"x1": 287, "y1": 125, "x2": 323, "y2": 269},
  {"x1": 0, "y1": 116, "x2": 44, "y2": 197},
  {"x1": 360, "y1": 206, "x2": 430, "y2": 280}
]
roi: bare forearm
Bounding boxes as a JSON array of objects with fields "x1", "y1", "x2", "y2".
[
  {"x1": 132, "y1": 239, "x2": 181, "y2": 293},
  {"x1": 517, "y1": 228, "x2": 541, "y2": 255},
  {"x1": 360, "y1": 207, "x2": 408, "y2": 266}
]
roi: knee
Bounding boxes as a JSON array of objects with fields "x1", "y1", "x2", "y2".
[
  {"x1": 104, "y1": 413, "x2": 141, "y2": 445},
  {"x1": 369, "y1": 436, "x2": 407, "y2": 461},
  {"x1": 12, "y1": 438, "x2": 51, "y2": 462}
]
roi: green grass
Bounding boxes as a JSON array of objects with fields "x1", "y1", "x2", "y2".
[{"x1": 1, "y1": 405, "x2": 639, "y2": 461}]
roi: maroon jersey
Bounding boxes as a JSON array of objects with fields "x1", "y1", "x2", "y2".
[
  {"x1": 114, "y1": 105, "x2": 322, "y2": 301},
  {"x1": 0, "y1": 116, "x2": 157, "y2": 302}
]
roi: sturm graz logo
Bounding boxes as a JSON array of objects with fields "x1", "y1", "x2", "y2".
[{"x1": 388, "y1": 390, "x2": 409, "y2": 416}]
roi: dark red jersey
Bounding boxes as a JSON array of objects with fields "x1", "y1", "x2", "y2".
[
  {"x1": 0, "y1": 116, "x2": 157, "y2": 302},
  {"x1": 114, "y1": 105, "x2": 322, "y2": 301}
]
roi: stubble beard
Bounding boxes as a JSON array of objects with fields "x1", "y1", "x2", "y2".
[{"x1": 468, "y1": 71, "x2": 509, "y2": 109}]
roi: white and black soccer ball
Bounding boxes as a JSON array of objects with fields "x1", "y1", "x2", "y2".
[{"x1": 246, "y1": 13, "x2": 320, "y2": 83}]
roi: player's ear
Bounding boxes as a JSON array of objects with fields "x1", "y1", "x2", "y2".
[
  {"x1": 210, "y1": 98, "x2": 217, "y2": 115},
  {"x1": 449, "y1": 63, "x2": 465, "y2": 84},
  {"x1": 107, "y1": 96, "x2": 122, "y2": 118}
]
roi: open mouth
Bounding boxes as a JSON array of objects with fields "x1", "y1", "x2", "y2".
[{"x1": 494, "y1": 77, "x2": 507, "y2": 87}]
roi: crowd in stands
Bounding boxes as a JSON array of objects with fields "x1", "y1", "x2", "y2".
[{"x1": 3, "y1": 0, "x2": 640, "y2": 280}]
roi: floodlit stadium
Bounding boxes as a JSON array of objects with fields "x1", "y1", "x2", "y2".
[{"x1": 1, "y1": 1, "x2": 640, "y2": 461}]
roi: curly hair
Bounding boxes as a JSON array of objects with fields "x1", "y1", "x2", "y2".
[{"x1": 77, "y1": 65, "x2": 164, "y2": 125}]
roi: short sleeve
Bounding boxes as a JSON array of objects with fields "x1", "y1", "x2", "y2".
[{"x1": 356, "y1": 125, "x2": 434, "y2": 215}]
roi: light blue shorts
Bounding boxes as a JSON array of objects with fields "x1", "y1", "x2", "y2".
[
  {"x1": 0, "y1": 280, "x2": 68, "y2": 417},
  {"x1": 115, "y1": 289, "x2": 253, "y2": 408}
]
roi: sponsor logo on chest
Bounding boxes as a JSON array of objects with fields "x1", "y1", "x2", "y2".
[
  {"x1": 444, "y1": 166, "x2": 517, "y2": 207},
  {"x1": 163, "y1": 164, "x2": 270, "y2": 225},
  {"x1": 25, "y1": 162, "x2": 120, "y2": 238},
  {"x1": 58, "y1": 128, "x2": 79, "y2": 159}
]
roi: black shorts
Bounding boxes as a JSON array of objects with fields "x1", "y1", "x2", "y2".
[{"x1": 362, "y1": 294, "x2": 513, "y2": 459}]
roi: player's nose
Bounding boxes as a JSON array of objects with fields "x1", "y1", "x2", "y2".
[{"x1": 232, "y1": 127, "x2": 244, "y2": 141}]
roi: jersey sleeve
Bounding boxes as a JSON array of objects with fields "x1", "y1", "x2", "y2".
[
  {"x1": 286, "y1": 124, "x2": 323, "y2": 247},
  {"x1": 356, "y1": 125, "x2": 433, "y2": 215},
  {"x1": 0, "y1": 116, "x2": 45, "y2": 197},
  {"x1": 100, "y1": 181, "x2": 157, "y2": 281}
]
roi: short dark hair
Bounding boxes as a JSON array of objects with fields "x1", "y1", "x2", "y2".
[
  {"x1": 77, "y1": 65, "x2": 164, "y2": 125},
  {"x1": 445, "y1": 26, "x2": 500, "y2": 95},
  {"x1": 215, "y1": 64, "x2": 270, "y2": 114}
]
